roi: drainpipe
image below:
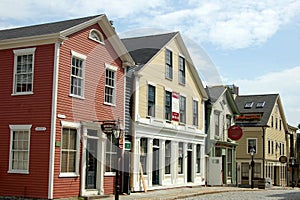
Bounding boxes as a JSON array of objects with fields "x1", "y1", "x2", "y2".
[{"x1": 262, "y1": 127, "x2": 266, "y2": 179}]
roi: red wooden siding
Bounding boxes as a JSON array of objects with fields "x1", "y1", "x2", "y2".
[
  {"x1": 0, "y1": 44, "x2": 55, "y2": 198},
  {"x1": 53, "y1": 23, "x2": 125, "y2": 198}
]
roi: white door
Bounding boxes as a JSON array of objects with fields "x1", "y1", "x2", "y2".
[{"x1": 207, "y1": 157, "x2": 222, "y2": 186}]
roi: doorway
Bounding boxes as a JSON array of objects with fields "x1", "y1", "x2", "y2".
[
  {"x1": 86, "y1": 138, "x2": 98, "y2": 189},
  {"x1": 187, "y1": 151, "x2": 192, "y2": 182}
]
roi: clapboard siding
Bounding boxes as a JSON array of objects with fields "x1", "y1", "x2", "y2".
[
  {"x1": 53, "y1": 24, "x2": 125, "y2": 198},
  {"x1": 0, "y1": 44, "x2": 54, "y2": 198}
]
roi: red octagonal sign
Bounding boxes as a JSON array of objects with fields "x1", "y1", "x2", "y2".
[{"x1": 228, "y1": 125, "x2": 243, "y2": 141}]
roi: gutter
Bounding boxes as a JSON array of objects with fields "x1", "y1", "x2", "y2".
[{"x1": 48, "y1": 41, "x2": 61, "y2": 199}]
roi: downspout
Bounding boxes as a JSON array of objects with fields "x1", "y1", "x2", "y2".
[
  {"x1": 48, "y1": 41, "x2": 61, "y2": 199},
  {"x1": 262, "y1": 126, "x2": 266, "y2": 179}
]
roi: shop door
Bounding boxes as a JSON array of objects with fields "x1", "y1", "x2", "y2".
[
  {"x1": 86, "y1": 138, "x2": 98, "y2": 189},
  {"x1": 152, "y1": 145, "x2": 160, "y2": 185},
  {"x1": 187, "y1": 151, "x2": 192, "y2": 182}
]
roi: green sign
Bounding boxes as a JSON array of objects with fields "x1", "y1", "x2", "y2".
[{"x1": 125, "y1": 141, "x2": 131, "y2": 150}]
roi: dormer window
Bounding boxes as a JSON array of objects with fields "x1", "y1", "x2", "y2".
[
  {"x1": 256, "y1": 101, "x2": 265, "y2": 108},
  {"x1": 89, "y1": 29, "x2": 104, "y2": 44},
  {"x1": 244, "y1": 102, "x2": 253, "y2": 109}
]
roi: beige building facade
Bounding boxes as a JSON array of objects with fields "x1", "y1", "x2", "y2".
[{"x1": 122, "y1": 32, "x2": 208, "y2": 191}]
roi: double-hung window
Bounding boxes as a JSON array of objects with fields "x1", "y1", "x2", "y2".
[
  {"x1": 9, "y1": 125, "x2": 31, "y2": 174},
  {"x1": 214, "y1": 111, "x2": 220, "y2": 136},
  {"x1": 106, "y1": 134, "x2": 117, "y2": 173},
  {"x1": 105, "y1": 64, "x2": 118, "y2": 105},
  {"x1": 70, "y1": 51, "x2": 86, "y2": 98},
  {"x1": 147, "y1": 85, "x2": 156, "y2": 117},
  {"x1": 165, "y1": 140, "x2": 171, "y2": 174},
  {"x1": 178, "y1": 142, "x2": 183, "y2": 174},
  {"x1": 140, "y1": 138, "x2": 148, "y2": 174},
  {"x1": 180, "y1": 96, "x2": 186, "y2": 123},
  {"x1": 165, "y1": 49, "x2": 173, "y2": 79},
  {"x1": 178, "y1": 56, "x2": 185, "y2": 84},
  {"x1": 247, "y1": 138, "x2": 257, "y2": 154},
  {"x1": 13, "y1": 48, "x2": 36, "y2": 95},
  {"x1": 61, "y1": 126, "x2": 80, "y2": 176},
  {"x1": 193, "y1": 100, "x2": 198, "y2": 126},
  {"x1": 165, "y1": 90, "x2": 172, "y2": 121}
]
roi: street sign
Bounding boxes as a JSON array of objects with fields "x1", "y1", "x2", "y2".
[
  {"x1": 279, "y1": 155, "x2": 287, "y2": 163},
  {"x1": 228, "y1": 125, "x2": 243, "y2": 141}
]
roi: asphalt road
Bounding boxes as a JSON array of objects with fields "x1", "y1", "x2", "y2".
[{"x1": 183, "y1": 189, "x2": 300, "y2": 200}]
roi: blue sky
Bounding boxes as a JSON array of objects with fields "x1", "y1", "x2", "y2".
[{"x1": 0, "y1": 0, "x2": 299, "y2": 127}]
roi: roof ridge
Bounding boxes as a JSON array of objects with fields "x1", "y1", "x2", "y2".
[
  {"x1": 122, "y1": 31, "x2": 178, "y2": 40},
  {"x1": 0, "y1": 14, "x2": 102, "y2": 31}
]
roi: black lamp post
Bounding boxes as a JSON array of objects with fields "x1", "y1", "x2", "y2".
[
  {"x1": 113, "y1": 119, "x2": 121, "y2": 200},
  {"x1": 250, "y1": 147, "x2": 255, "y2": 189},
  {"x1": 291, "y1": 157, "x2": 295, "y2": 188}
]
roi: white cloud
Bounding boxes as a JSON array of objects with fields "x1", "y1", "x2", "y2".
[
  {"x1": 1, "y1": 0, "x2": 299, "y2": 50},
  {"x1": 232, "y1": 66, "x2": 300, "y2": 126}
]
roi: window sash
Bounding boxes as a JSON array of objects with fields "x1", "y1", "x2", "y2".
[
  {"x1": 14, "y1": 54, "x2": 34, "y2": 93},
  {"x1": 165, "y1": 50, "x2": 173, "y2": 79},
  {"x1": 178, "y1": 142, "x2": 183, "y2": 174},
  {"x1": 105, "y1": 69, "x2": 116, "y2": 104},
  {"x1": 70, "y1": 56, "x2": 84, "y2": 97},
  {"x1": 147, "y1": 85, "x2": 156, "y2": 117},
  {"x1": 61, "y1": 128, "x2": 78, "y2": 173},
  {"x1": 165, "y1": 141, "x2": 171, "y2": 174},
  {"x1": 10, "y1": 130, "x2": 30, "y2": 172},
  {"x1": 180, "y1": 96, "x2": 186, "y2": 123},
  {"x1": 165, "y1": 91, "x2": 172, "y2": 120},
  {"x1": 179, "y1": 56, "x2": 185, "y2": 84},
  {"x1": 196, "y1": 144, "x2": 201, "y2": 173},
  {"x1": 193, "y1": 100, "x2": 198, "y2": 126},
  {"x1": 106, "y1": 134, "x2": 117, "y2": 172}
]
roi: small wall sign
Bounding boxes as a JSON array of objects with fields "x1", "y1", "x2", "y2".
[
  {"x1": 35, "y1": 127, "x2": 47, "y2": 131},
  {"x1": 279, "y1": 156, "x2": 287, "y2": 163}
]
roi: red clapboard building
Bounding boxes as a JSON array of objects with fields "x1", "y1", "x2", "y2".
[{"x1": 0, "y1": 15, "x2": 134, "y2": 199}]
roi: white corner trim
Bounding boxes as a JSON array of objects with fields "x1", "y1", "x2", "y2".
[
  {"x1": 105, "y1": 63, "x2": 118, "y2": 71},
  {"x1": 71, "y1": 50, "x2": 87, "y2": 60}
]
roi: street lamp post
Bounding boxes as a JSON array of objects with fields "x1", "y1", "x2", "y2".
[
  {"x1": 291, "y1": 157, "x2": 295, "y2": 188},
  {"x1": 250, "y1": 147, "x2": 255, "y2": 189},
  {"x1": 113, "y1": 119, "x2": 121, "y2": 200}
]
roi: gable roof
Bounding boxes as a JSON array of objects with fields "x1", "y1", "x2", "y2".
[
  {"x1": 122, "y1": 32, "x2": 208, "y2": 100},
  {"x1": 121, "y1": 32, "x2": 177, "y2": 65},
  {"x1": 0, "y1": 15, "x2": 102, "y2": 41},
  {"x1": 206, "y1": 86, "x2": 226, "y2": 103},
  {"x1": 206, "y1": 85, "x2": 239, "y2": 114},
  {"x1": 0, "y1": 15, "x2": 134, "y2": 65},
  {"x1": 235, "y1": 94, "x2": 280, "y2": 127}
]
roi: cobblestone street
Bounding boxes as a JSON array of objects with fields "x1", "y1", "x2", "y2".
[{"x1": 183, "y1": 189, "x2": 300, "y2": 200}]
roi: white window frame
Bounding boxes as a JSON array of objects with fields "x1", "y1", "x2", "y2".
[
  {"x1": 165, "y1": 49, "x2": 173, "y2": 80},
  {"x1": 104, "y1": 63, "x2": 118, "y2": 106},
  {"x1": 88, "y1": 29, "x2": 105, "y2": 44},
  {"x1": 70, "y1": 50, "x2": 86, "y2": 99},
  {"x1": 12, "y1": 48, "x2": 36, "y2": 95},
  {"x1": 8, "y1": 124, "x2": 32, "y2": 174},
  {"x1": 178, "y1": 55, "x2": 186, "y2": 85},
  {"x1": 105, "y1": 133, "x2": 118, "y2": 175},
  {"x1": 193, "y1": 99, "x2": 199, "y2": 126},
  {"x1": 247, "y1": 138, "x2": 257, "y2": 154},
  {"x1": 59, "y1": 121, "x2": 81, "y2": 177}
]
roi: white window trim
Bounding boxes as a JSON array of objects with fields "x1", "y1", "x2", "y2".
[
  {"x1": 12, "y1": 47, "x2": 36, "y2": 96},
  {"x1": 104, "y1": 63, "x2": 118, "y2": 106},
  {"x1": 247, "y1": 138, "x2": 257, "y2": 154},
  {"x1": 59, "y1": 121, "x2": 81, "y2": 177},
  {"x1": 147, "y1": 81, "x2": 156, "y2": 87},
  {"x1": 88, "y1": 29, "x2": 105, "y2": 45},
  {"x1": 8, "y1": 124, "x2": 32, "y2": 174},
  {"x1": 69, "y1": 50, "x2": 86, "y2": 99}
]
